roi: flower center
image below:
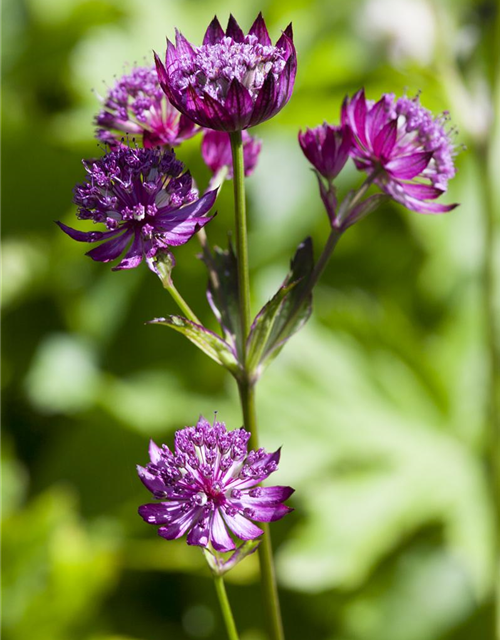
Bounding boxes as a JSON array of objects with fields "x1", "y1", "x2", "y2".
[{"x1": 175, "y1": 35, "x2": 286, "y2": 101}]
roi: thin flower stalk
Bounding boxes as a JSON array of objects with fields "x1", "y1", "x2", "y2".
[{"x1": 213, "y1": 574, "x2": 240, "y2": 640}]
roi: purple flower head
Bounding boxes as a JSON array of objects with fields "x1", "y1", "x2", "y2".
[
  {"x1": 202, "y1": 130, "x2": 262, "y2": 179},
  {"x1": 154, "y1": 13, "x2": 297, "y2": 132},
  {"x1": 342, "y1": 90, "x2": 458, "y2": 213},
  {"x1": 95, "y1": 65, "x2": 198, "y2": 148},
  {"x1": 137, "y1": 416, "x2": 294, "y2": 551},
  {"x1": 57, "y1": 146, "x2": 216, "y2": 271},
  {"x1": 298, "y1": 123, "x2": 353, "y2": 181}
]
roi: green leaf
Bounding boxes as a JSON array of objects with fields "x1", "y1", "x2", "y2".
[
  {"x1": 246, "y1": 237, "x2": 314, "y2": 379},
  {"x1": 201, "y1": 241, "x2": 243, "y2": 358},
  {"x1": 246, "y1": 281, "x2": 297, "y2": 374},
  {"x1": 149, "y1": 315, "x2": 242, "y2": 378}
]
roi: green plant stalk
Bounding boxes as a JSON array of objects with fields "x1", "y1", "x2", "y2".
[
  {"x1": 280, "y1": 170, "x2": 381, "y2": 335},
  {"x1": 239, "y1": 380, "x2": 284, "y2": 640},
  {"x1": 230, "y1": 131, "x2": 252, "y2": 340},
  {"x1": 163, "y1": 280, "x2": 202, "y2": 325},
  {"x1": 213, "y1": 574, "x2": 240, "y2": 640},
  {"x1": 480, "y1": 8, "x2": 500, "y2": 637},
  {"x1": 478, "y1": 140, "x2": 500, "y2": 640},
  {"x1": 230, "y1": 130, "x2": 285, "y2": 640}
]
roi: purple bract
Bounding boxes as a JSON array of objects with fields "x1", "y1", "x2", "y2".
[
  {"x1": 95, "y1": 65, "x2": 198, "y2": 148},
  {"x1": 298, "y1": 124, "x2": 353, "y2": 181},
  {"x1": 342, "y1": 90, "x2": 457, "y2": 213},
  {"x1": 57, "y1": 146, "x2": 216, "y2": 271},
  {"x1": 137, "y1": 416, "x2": 294, "y2": 551},
  {"x1": 154, "y1": 13, "x2": 297, "y2": 132},
  {"x1": 202, "y1": 130, "x2": 262, "y2": 179}
]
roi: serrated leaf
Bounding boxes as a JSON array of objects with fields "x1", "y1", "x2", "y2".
[
  {"x1": 246, "y1": 238, "x2": 314, "y2": 379},
  {"x1": 201, "y1": 241, "x2": 243, "y2": 357},
  {"x1": 149, "y1": 315, "x2": 242, "y2": 378},
  {"x1": 246, "y1": 282, "x2": 297, "y2": 373}
]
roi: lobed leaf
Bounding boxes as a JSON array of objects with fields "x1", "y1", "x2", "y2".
[
  {"x1": 148, "y1": 315, "x2": 242, "y2": 378},
  {"x1": 202, "y1": 241, "x2": 243, "y2": 358},
  {"x1": 247, "y1": 237, "x2": 314, "y2": 379}
]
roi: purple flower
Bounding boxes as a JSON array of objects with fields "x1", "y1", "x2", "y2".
[
  {"x1": 57, "y1": 146, "x2": 216, "y2": 271},
  {"x1": 342, "y1": 90, "x2": 458, "y2": 213},
  {"x1": 95, "y1": 65, "x2": 198, "y2": 148},
  {"x1": 137, "y1": 416, "x2": 294, "y2": 551},
  {"x1": 202, "y1": 130, "x2": 262, "y2": 179},
  {"x1": 298, "y1": 124, "x2": 353, "y2": 181},
  {"x1": 154, "y1": 13, "x2": 297, "y2": 132}
]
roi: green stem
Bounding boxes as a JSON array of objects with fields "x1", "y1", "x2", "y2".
[
  {"x1": 163, "y1": 281, "x2": 202, "y2": 325},
  {"x1": 213, "y1": 574, "x2": 240, "y2": 640},
  {"x1": 238, "y1": 380, "x2": 285, "y2": 640},
  {"x1": 230, "y1": 130, "x2": 285, "y2": 640},
  {"x1": 478, "y1": 143, "x2": 500, "y2": 639},
  {"x1": 279, "y1": 170, "x2": 380, "y2": 336},
  {"x1": 230, "y1": 131, "x2": 252, "y2": 344}
]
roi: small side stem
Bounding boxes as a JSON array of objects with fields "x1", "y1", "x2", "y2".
[
  {"x1": 238, "y1": 380, "x2": 285, "y2": 640},
  {"x1": 213, "y1": 574, "x2": 240, "y2": 640},
  {"x1": 163, "y1": 281, "x2": 201, "y2": 325}
]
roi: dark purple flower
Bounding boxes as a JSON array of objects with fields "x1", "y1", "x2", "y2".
[
  {"x1": 137, "y1": 416, "x2": 294, "y2": 551},
  {"x1": 298, "y1": 124, "x2": 353, "y2": 181},
  {"x1": 95, "y1": 65, "x2": 198, "y2": 148},
  {"x1": 202, "y1": 130, "x2": 262, "y2": 179},
  {"x1": 154, "y1": 13, "x2": 297, "y2": 132},
  {"x1": 57, "y1": 146, "x2": 216, "y2": 271},
  {"x1": 342, "y1": 90, "x2": 458, "y2": 213}
]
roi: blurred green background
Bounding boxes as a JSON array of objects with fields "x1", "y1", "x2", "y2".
[{"x1": 3, "y1": 0, "x2": 500, "y2": 639}]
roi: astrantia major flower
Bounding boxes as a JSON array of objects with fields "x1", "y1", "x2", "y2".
[
  {"x1": 137, "y1": 416, "x2": 294, "y2": 551},
  {"x1": 155, "y1": 13, "x2": 297, "y2": 132},
  {"x1": 298, "y1": 123, "x2": 353, "y2": 181},
  {"x1": 202, "y1": 130, "x2": 262, "y2": 179},
  {"x1": 95, "y1": 65, "x2": 198, "y2": 148},
  {"x1": 298, "y1": 123, "x2": 353, "y2": 227},
  {"x1": 57, "y1": 146, "x2": 216, "y2": 271},
  {"x1": 342, "y1": 90, "x2": 457, "y2": 213}
]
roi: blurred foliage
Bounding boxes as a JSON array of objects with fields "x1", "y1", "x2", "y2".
[{"x1": 2, "y1": 0, "x2": 499, "y2": 639}]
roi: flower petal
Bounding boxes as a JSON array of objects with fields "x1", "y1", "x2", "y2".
[
  {"x1": 222, "y1": 509, "x2": 264, "y2": 540},
  {"x1": 203, "y1": 16, "x2": 225, "y2": 45},
  {"x1": 249, "y1": 12, "x2": 272, "y2": 46},
  {"x1": 373, "y1": 119, "x2": 398, "y2": 159},
  {"x1": 175, "y1": 29, "x2": 195, "y2": 58},
  {"x1": 187, "y1": 518, "x2": 210, "y2": 547},
  {"x1": 136, "y1": 465, "x2": 166, "y2": 495},
  {"x1": 250, "y1": 71, "x2": 277, "y2": 126},
  {"x1": 112, "y1": 229, "x2": 144, "y2": 270},
  {"x1": 85, "y1": 229, "x2": 133, "y2": 263},
  {"x1": 56, "y1": 221, "x2": 122, "y2": 243},
  {"x1": 225, "y1": 80, "x2": 254, "y2": 129},
  {"x1": 158, "y1": 507, "x2": 202, "y2": 540},
  {"x1": 226, "y1": 14, "x2": 245, "y2": 42},
  {"x1": 210, "y1": 509, "x2": 236, "y2": 552},
  {"x1": 276, "y1": 23, "x2": 294, "y2": 55},
  {"x1": 138, "y1": 502, "x2": 185, "y2": 525},
  {"x1": 385, "y1": 151, "x2": 432, "y2": 179},
  {"x1": 244, "y1": 486, "x2": 295, "y2": 503},
  {"x1": 398, "y1": 183, "x2": 445, "y2": 200},
  {"x1": 156, "y1": 188, "x2": 217, "y2": 222},
  {"x1": 149, "y1": 440, "x2": 163, "y2": 464},
  {"x1": 367, "y1": 97, "x2": 392, "y2": 147},
  {"x1": 244, "y1": 503, "x2": 293, "y2": 523}
]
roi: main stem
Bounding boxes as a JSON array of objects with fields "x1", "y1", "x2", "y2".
[
  {"x1": 230, "y1": 130, "x2": 285, "y2": 640},
  {"x1": 230, "y1": 131, "x2": 252, "y2": 340},
  {"x1": 213, "y1": 574, "x2": 240, "y2": 640},
  {"x1": 239, "y1": 381, "x2": 285, "y2": 640}
]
